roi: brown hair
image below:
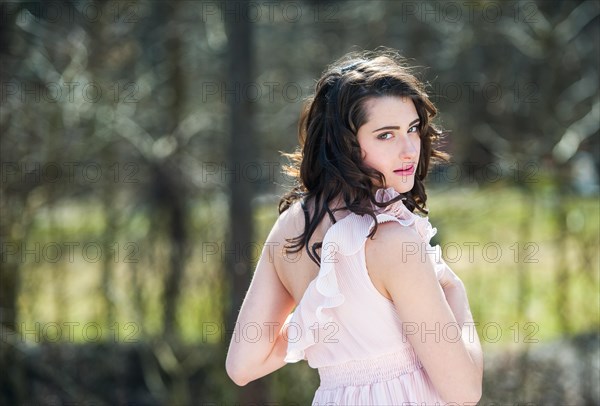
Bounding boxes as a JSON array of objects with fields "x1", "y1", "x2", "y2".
[{"x1": 279, "y1": 49, "x2": 449, "y2": 265}]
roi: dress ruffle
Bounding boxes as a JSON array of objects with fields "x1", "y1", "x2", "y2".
[
  {"x1": 372, "y1": 187, "x2": 437, "y2": 242},
  {"x1": 284, "y1": 187, "x2": 448, "y2": 363},
  {"x1": 371, "y1": 188, "x2": 453, "y2": 290},
  {"x1": 284, "y1": 214, "x2": 366, "y2": 363}
]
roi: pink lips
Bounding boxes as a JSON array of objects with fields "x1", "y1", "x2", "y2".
[{"x1": 394, "y1": 164, "x2": 415, "y2": 176}]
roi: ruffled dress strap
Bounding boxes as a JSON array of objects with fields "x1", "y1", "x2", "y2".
[{"x1": 284, "y1": 212, "x2": 372, "y2": 363}]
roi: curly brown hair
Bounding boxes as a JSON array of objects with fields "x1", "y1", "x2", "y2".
[{"x1": 279, "y1": 49, "x2": 449, "y2": 266}]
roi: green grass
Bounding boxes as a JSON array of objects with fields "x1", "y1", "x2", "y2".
[
  {"x1": 427, "y1": 185, "x2": 600, "y2": 349},
  {"x1": 14, "y1": 185, "x2": 599, "y2": 350}
]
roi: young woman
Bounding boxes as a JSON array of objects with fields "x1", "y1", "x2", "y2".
[{"x1": 226, "y1": 49, "x2": 483, "y2": 405}]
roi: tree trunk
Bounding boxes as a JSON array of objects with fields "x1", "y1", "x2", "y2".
[
  {"x1": 0, "y1": 3, "x2": 28, "y2": 404},
  {"x1": 160, "y1": 0, "x2": 187, "y2": 343},
  {"x1": 224, "y1": 1, "x2": 267, "y2": 401}
]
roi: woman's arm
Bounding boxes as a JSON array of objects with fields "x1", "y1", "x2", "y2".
[
  {"x1": 438, "y1": 261, "x2": 484, "y2": 379},
  {"x1": 442, "y1": 282, "x2": 484, "y2": 384},
  {"x1": 365, "y1": 222, "x2": 483, "y2": 404},
  {"x1": 225, "y1": 220, "x2": 296, "y2": 386}
]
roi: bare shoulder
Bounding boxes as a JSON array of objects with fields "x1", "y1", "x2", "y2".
[
  {"x1": 365, "y1": 220, "x2": 423, "y2": 262},
  {"x1": 268, "y1": 197, "x2": 349, "y2": 267},
  {"x1": 365, "y1": 220, "x2": 435, "y2": 283},
  {"x1": 269, "y1": 200, "x2": 305, "y2": 242},
  {"x1": 262, "y1": 200, "x2": 306, "y2": 263}
]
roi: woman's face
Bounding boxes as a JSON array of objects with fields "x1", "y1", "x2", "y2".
[{"x1": 357, "y1": 96, "x2": 421, "y2": 193}]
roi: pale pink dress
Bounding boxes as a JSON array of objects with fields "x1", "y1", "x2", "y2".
[{"x1": 284, "y1": 188, "x2": 451, "y2": 405}]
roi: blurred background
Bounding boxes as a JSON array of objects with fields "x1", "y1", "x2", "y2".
[{"x1": 1, "y1": 0, "x2": 599, "y2": 404}]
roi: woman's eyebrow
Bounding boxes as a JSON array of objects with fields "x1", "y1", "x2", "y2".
[{"x1": 372, "y1": 118, "x2": 420, "y2": 133}]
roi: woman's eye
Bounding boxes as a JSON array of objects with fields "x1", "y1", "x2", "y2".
[
  {"x1": 377, "y1": 132, "x2": 393, "y2": 140},
  {"x1": 408, "y1": 125, "x2": 420, "y2": 133}
]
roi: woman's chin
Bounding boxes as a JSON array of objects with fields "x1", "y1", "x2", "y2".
[{"x1": 390, "y1": 181, "x2": 414, "y2": 194}]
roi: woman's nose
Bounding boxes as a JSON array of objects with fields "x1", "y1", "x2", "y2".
[{"x1": 397, "y1": 136, "x2": 418, "y2": 159}]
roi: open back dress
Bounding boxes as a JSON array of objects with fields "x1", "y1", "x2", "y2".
[{"x1": 284, "y1": 188, "x2": 450, "y2": 405}]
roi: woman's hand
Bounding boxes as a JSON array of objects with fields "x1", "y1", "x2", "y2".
[
  {"x1": 434, "y1": 261, "x2": 474, "y2": 329},
  {"x1": 436, "y1": 261, "x2": 464, "y2": 291}
]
